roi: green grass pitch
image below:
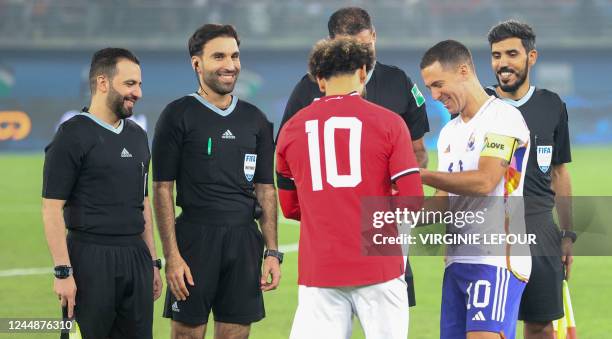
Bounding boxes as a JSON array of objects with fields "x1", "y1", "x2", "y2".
[{"x1": 0, "y1": 147, "x2": 610, "y2": 338}]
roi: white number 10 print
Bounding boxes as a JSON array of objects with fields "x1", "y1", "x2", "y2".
[{"x1": 305, "y1": 117, "x2": 363, "y2": 191}]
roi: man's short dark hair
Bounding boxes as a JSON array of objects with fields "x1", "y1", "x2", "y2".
[
  {"x1": 308, "y1": 38, "x2": 374, "y2": 80},
  {"x1": 420, "y1": 40, "x2": 474, "y2": 70},
  {"x1": 488, "y1": 20, "x2": 536, "y2": 52},
  {"x1": 89, "y1": 47, "x2": 140, "y2": 94},
  {"x1": 188, "y1": 24, "x2": 240, "y2": 57},
  {"x1": 328, "y1": 7, "x2": 373, "y2": 38}
]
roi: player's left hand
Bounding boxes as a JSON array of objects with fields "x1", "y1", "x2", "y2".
[
  {"x1": 561, "y1": 238, "x2": 574, "y2": 280},
  {"x1": 153, "y1": 266, "x2": 163, "y2": 300},
  {"x1": 260, "y1": 256, "x2": 281, "y2": 291}
]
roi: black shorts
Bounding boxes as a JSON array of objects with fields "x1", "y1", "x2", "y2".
[
  {"x1": 67, "y1": 231, "x2": 153, "y2": 339},
  {"x1": 163, "y1": 218, "x2": 265, "y2": 325},
  {"x1": 519, "y1": 213, "x2": 564, "y2": 322}
]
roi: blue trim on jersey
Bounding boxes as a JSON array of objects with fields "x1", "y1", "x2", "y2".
[
  {"x1": 365, "y1": 61, "x2": 376, "y2": 85},
  {"x1": 491, "y1": 86, "x2": 535, "y2": 108},
  {"x1": 189, "y1": 93, "x2": 238, "y2": 117},
  {"x1": 79, "y1": 112, "x2": 124, "y2": 134}
]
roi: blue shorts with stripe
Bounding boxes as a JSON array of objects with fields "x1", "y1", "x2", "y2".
[{"x1": 440, "y1": 263, "x2": 527, "y2": 339}]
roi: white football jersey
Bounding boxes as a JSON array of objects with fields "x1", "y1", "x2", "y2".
[{"x1": 437, "y1": 96, "x2": 532, "y2": 280}]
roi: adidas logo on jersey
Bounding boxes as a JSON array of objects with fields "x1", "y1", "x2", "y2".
[
  {"x1": 172, "y1": 301, "x2": 180, "y2": 312},
  {"x1": 472, "y1": 311, "x2": 486, "y2": 321},
  {"x1": 120, "y1": 148, "x2": 133, "y2": 158},
  {"x1": 221, "y1": 129, "x2": 236, "y2": 139}
]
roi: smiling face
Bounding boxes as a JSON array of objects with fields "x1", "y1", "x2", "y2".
[
  {"x1": 106, "y1": 59, "x2": 142, "y2": 119},
  {"x1": 491, "y1": 37, "x2": 537, "y2": 94},
  {"x1": 193, "y1": 36, "x2": 241, "y2": 96},
  {"x1": 421, "y1": 61, "x2": 468, "y2": 115}
]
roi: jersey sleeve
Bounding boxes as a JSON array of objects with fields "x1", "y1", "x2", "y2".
[
  {"x1": 489, "y1": 105, "x2": 530, "y2": 146},
  {"x1": 389, "y1": 116, "x2": 420, "y2": 182},
  {"x1": 152, "y1": 102, "x2": 184, "y2": 181},
  {"x1": 553, "y1": 102, "x2": 572, "y2": 165},
  {"x1": 42, "y1": 123, "x2": 85, "y2": 200},
  {"x1": 254, "y1": 113, "x2": 275, "y2": 184},
  {"x1": 278, "y1": 75, "x2": 317, "y2": 141},
  {"x1": 436, "y1": 126, "x2": 450, "y2": 172},
  {"x1": 275, "y1": 129, "x2": 300, "y2": 219},
  {"x1": 275, "y1": 128, "x2": 295, "y2": 190},
  {"x1": 144, "y1": 140, "x2": 151, "y2": 197},
  {"x1": 401, "y1": 73, "x2": 430, "y2": 140}
]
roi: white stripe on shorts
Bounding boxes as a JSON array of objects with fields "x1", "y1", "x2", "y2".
[
  {"x1": 491, "y1": 267, "x2": 501, "y2": 321},
  {"x1": 501, "y1": 268, "x2": 510, "y2": 322}
]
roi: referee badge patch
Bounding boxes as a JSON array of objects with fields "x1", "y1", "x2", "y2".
[
  {"x1": 244, "y1": 154, "x2": 257, "y2": 182},
  {"x1": 537, "y1": 145, "x2": 553, "y2": 173},
  {"x1": 411, "y1": 84, "x2": 426, "y2": 107}
]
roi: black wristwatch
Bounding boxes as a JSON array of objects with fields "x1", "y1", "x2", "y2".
[
  {"x1": 54, "y1": 265, "x2": 73, "y2": 279},
  {"x1": 561, "y1": 230, "x2": 577, "y2": 243},
  {"x1": 153, "y1": 259, "x2": 162, "y2": 269},
  {"x1": 264, "y1": 249, "x2": 284, "y2": 264}
]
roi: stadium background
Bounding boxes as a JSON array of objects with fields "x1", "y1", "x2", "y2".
[{"x1": 0, "y1": 0, "x2": 611, "y2": 337}]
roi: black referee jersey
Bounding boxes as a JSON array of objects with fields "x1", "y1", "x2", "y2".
[
  {"x1": 43, "y1": 112, "x2": 150, "y2": 235},
  {"x1": 279, "y1": 61, "x2": 430, "y2": 141},
  {"x1": 152, "y1": 94, "x2": 274, "y2": 225},
  {"x1": 486, "y1": 86, "x2": 572, "y2": 216}
]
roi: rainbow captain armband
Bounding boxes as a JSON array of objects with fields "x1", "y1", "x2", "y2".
[{"x1": 480, "y1": 133, "x2": 518, "y2": 163}]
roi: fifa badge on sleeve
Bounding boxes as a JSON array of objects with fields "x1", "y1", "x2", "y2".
[
  {"x1": 536, "y1": 145, "x2": 553, "y2": 173},
  {"x1": 244, "y1": 154, "x2": 257, "y2": 182}
]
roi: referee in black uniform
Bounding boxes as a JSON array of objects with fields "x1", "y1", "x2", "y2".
[
  {"x1": 42, "y1": 48, "x2": 162, "y2": 338},
  {"x1": 486, "y1": 21, "x2": 575, "y2": 339},
  {"x1": 279, "y1": 6, "x2": 429, "y2": 308},
  {"x1": 153, "y1": 24, "x2": 280, "y2": 339},
  {"x1": 280, "y1": 7, "x2": 430, "y2": 168}
]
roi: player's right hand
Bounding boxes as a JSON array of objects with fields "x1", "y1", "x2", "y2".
[
  {"x1": 54, "y1": 276, "x2": 76, "y2": 318},
  {"x1": 165, "y1": 255, "x2": 194, "y2": 301}
]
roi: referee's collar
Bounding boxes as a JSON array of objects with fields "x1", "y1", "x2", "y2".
[
  {"x1": 189, "y1": 93, "x2": 238, "y2": 117},
  {"x1": 487, "y1": 85, "x2": 535, "y2": 107},
  {"x1": 79, "y1": 112, "x2": 124, "y2": 134},
  {"x1": 366, "y1": 61, "x2": 376, "y2": 85}
]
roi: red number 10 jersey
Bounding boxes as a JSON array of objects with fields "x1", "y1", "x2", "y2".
[{"x1": 276, "y1": 92, "x2": 420, "y2": 287}]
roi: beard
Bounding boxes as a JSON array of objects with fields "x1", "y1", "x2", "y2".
[
  {"x1": 202, "y1": 68, "x2": 239, "y2": 95},
  {"x1": 496, "y1": 58, "x2": 529, "y2": 93},
  {"x1": 107, "y1": 85, "x2": 135, "y2": 119}
]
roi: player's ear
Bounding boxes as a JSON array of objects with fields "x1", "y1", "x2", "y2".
[
  {"x1": 316, "y1": 77, "x2": 326, "y2": 94},
  {"x1": 457, "y1": 63, "x2": 470, "y2": 77},
  {"x1": 528, "y1": 49, "x2": 538, "y2": 68},
  {"x1": 96, "y1": 75, "x2": 108, "y2": 94},
  {"x1": 191, "y1": 56, "x2": 201, "y2": 73},
  {"x1": 358, "y1": 65, "x2": 367, "y2": 84}
]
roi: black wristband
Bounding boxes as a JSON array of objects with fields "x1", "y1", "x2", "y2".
[
  {"x1": 264, "y1": 249, "x2": 284, "y2": 264},
  {"x1": 153, "y1": 259, "x2": 162, "y2": 269},
  {"x1": 54, "y1": 265, "x2": 73, "y2": 279},
  {"x1": 561, "y1": 230, "x2": 577, "y2": 243}
]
